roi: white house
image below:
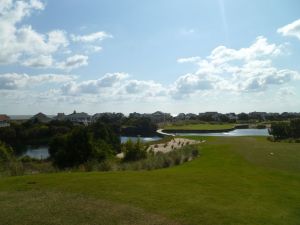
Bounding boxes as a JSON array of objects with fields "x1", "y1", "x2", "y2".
[{"x1": 62, "y1": 111, "x2": 91, "y2": 125}]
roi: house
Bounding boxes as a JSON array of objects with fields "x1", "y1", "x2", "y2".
[
  {"x1": 65, "y1": 111, "x2": 91, "y2": 125},
  {"x1": 147, "y1": 111, "x2": 173, "y2": 123},
  {"x1": 30, "y1": 112, "x2": 52, "y2": 123},
  {"x1": 0, "y1": 115, "x2": 10, "y2": 127},
  {"x1": 55, "y1": 113, "x2": 66, "y2": 121}
]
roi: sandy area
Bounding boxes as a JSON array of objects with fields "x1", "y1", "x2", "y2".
[
  {"x1": 116, "y1": 138, "x2": 205, "y2": 158},
  {"x1": 147, "y1": 138, "x2": 204, "y2": 153}
]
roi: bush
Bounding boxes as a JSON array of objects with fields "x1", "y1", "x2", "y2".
[
  {"x1": 120, "y1": 144, "x2": 199, "y2": 171},
  {"x1": 0, "y1": 141, "x2": 13, "y2": 163},
  {"x1": 290, "y1": 119, "x2": 300, "y2": 138},
  {"x1": 269, "y1": 119, "x2": 300, "y2": 140},
  {"x1": 123, "y1": 138, "x2": 147, "y2": 162},
  {"x1": 269, "y1": 122, "x2": 290, "y2": 140}
]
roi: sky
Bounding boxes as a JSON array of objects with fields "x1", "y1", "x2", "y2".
[{"x1": 1, "y1": 0, "x2": 300, "y2": 115}]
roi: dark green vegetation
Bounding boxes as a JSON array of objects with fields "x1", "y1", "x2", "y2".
[
  {"x1": 49, "y1": 120, "x2": 121, "y2": 169},
  {"x1": 0, "y1": 137, "x2": 299, "y2": 225},
  {"x1": 0, "y1": 115, "x2": 158, "y2": 170},
  {"x1": 122, "y1": 138, "x2": 148, "y2": 162},
  {"x1": 269, "y1": 118, "x2": 300, "y2": 141},
  {"x1": 0, "y1": 120, "x2": 75, "y2": 152}
]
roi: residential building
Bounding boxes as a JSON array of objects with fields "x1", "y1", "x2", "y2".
[{"x1": 0, "y1": 115, "x2": 10, "y2": 127}]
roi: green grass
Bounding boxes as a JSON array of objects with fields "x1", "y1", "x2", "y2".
[
  {"x1": 1, "y1": 137, "x2": 300, "y2": 225},
  {"x1": 163, "y1": 123, "x2": 235, "y2": 130}
]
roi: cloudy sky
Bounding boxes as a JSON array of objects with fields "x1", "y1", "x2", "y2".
[{"x1": 1, "y1": 0, "x2": 300, "y2": 115}]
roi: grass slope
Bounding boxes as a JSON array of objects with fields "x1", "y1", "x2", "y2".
[
  {"x1": 163, "y1": 123, "x2": 234, "y2": 131},
  {"x1": 0, "y1": 137, "x2": 300, "y2": 225}
]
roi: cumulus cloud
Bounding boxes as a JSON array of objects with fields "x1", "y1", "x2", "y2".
[
  {"x1": 0, "y1": 0, "x2": 111, "y2": 70},
  {"x1": 0, "y1": 73, "x2": 74, "y2": 90},
  {"x1": 278, "y1": 18, "x2": 300, "y2": 40},
  {"x1": 172, "y1": 36, "x2": 299, "y2": 97},
  {"x1": 61, "y1": 72, "x2": 166, "y2": 101},
  {"x1": 170, "y1": 73, "x2": 216, "y2": 98},
  {"x1": 57, "y1": 54, "x2": 88, "y2": 70},
  {"x1": 61, "y1": 73, "x2": 129, "y2": 95},
  {"x1": 177, "y1": 56, "x2": 201, "y2": 63},
  {"x1": 0, "y1": 1, "x2": 70, "y2": 65},
  {"x1": 22, "y1": 55, "x2": 53, "y2": 68},
  {"x1": 71, "y1": 31, "x2": 113, "y2": 43}
]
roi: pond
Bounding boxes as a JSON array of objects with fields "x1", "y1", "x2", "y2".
[
  {"x1": 20, "y1": 136, "x2": 163, "y2": 160},
  {"x1": 21, "y1": 146, "x2": 50, "y2": 160},
  {"x1": 120, "y1": 136, "x2": 162, "y2": 143},
  {"x1": 168, "y1": 128, "x2": 270, "y2": 136}
]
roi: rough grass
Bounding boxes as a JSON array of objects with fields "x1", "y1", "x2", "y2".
[
  {"x1": 163, "y1": 123, "x2": 234, "y2": 130},
  {"x1": 0, "y1": 191, "x2": 178, "y2": 225},
  {"x1": 0, "y1": 137, "x2": 300, "y2": 225}
]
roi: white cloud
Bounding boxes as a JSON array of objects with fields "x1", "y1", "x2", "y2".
[
  {"x1": 0, "y1": 1, "x2": 110, "y2": 70},
  {"x1": 277, "y1": 86, "x2": 296, "y2": 97},
  {"x1": 177, "y1": 56, "x2": 201, "y2": 63},
  {"x1": 0, "y1": 1, "x2": 70, "y2": 65},
  {"x1": 57, "y1": 54, "x2": 88, "y2": 70},
  {"x1": 61, "y1": 72, "x2": 166, "y2": 102},
  {"x1": 22, "y1": 55, "x2": 53, "y2": 68},
  {"x1": 278, "y1": 19, "x2": 300, "y2": 40},
  {"x1": 172, "y1": 36, "x2": 299, "y2": 97},
  {"x1": 0, "y1": 73, "x2": 74, "y2": 90},
  {"x1": 61, "y1": 73, "x2": 129, "y2": 95},
  {"x1": 71, "y1": 31, "x2": 113, "y2": 43}
]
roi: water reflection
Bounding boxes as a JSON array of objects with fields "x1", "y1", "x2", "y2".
[{"x1": 170, "y1": 129, "x2": 270, "y2": 136}]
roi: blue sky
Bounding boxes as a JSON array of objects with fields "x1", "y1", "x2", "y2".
[{"x1": 0, "y1": 0, "x2": 300, "y2": 115}]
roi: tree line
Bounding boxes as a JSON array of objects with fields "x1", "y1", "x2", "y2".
[{"x1": 269, "y1": 119, "x2": 300, "y2": 140}]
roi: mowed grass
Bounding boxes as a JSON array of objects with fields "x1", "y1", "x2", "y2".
[
  {"x1": 1, "y1": 137, "x2": 300, "y2": 225},
  {"x1": 163, "y1": 123, "x2": 234, "y2": 130}
]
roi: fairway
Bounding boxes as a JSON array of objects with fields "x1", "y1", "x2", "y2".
[
  {"x1": 163, "y1": 123, "x2": 235, "y2": 131},
  {"x1": 1, "y1": 137, "x2": 300, "y2": 225}
]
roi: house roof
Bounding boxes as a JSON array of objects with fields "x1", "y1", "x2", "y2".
[
  {"x1": 31, "y1": 112, "x2": 52, "y2": 122},
  {"x1": 66, "y1": 112, "x2": 90, "y2": 118},
  {"x1": 0, "y1": 114, "x2": 10, "y2": 121}
]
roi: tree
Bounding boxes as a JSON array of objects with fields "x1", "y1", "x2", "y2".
[
  {"x1": 237, "y1": 113, "x2": 249, "y2": 121},
  {"x1": 290, "y1": 118, "x2": 300, "y2": 138},
  {"x1": 89, "y1": 121, "x2": 120, "y2": 153},
  {"x1": 269, "y1": 122, "x2": 290, "y2": 140},
  {"x1": 49, "y1": 127, "x2": 93, "y2": 168},
  {"x1": 49, "y1": 127, "x2": 115, "y2": 169}
]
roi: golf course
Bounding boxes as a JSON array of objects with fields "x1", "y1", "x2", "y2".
[
  {"x1": 163, "y1": 123, "x2": 235, "y2": 131},
  {"x1": 0, "y1": 136, "x2": 299, "y2": 225}
]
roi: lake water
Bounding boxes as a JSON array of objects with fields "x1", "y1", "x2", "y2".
[
  {"x1": 168, "y1": 128, "x2": 270, "y2": 136},
  {"x1": 22, "y1": 146, "x2": 50, "y2": 159},
  {"x1": 120, "y1": 136, "x2": 162, "y2": 143}
]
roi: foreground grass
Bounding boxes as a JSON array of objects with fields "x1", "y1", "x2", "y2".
[
  {"x1": 0, "y1": 137, "x2": 300, "y2": 225},
  {"x1": 163, "y1": 123, "x2": 234, "y2": 130}
]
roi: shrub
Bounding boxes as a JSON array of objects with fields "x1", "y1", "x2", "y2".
[
  {"x1": 120, "y1": 144, "x2": 200, "y2": 171},
  {"x1": 123, "y1": 138, "x2": 147, "y2": 162},
  {"x1": 269, "y1": 122, "x2": 290, "y2": 140},
  {"x1": 0, "y1": 141, "x2": 13, "y2": 163}
]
